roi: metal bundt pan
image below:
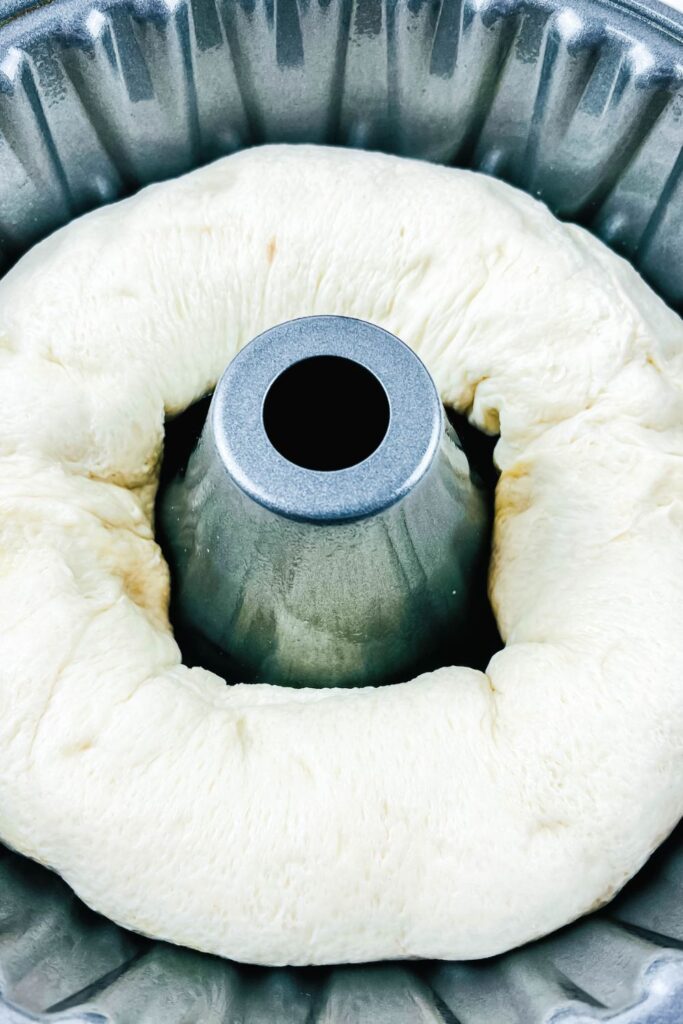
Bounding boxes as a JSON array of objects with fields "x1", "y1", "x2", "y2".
[{"x1": 1, "y1": 0, "x2": 683, "y2": 1019}]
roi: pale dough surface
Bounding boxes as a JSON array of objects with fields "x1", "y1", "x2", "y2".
[{"x1": 0, "y1": 145, "x2": 682, "y2": 965}]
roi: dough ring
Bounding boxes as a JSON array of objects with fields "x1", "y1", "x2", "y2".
[{"x1": 0, "y1": 146, "x2": 681, "y2": 966}]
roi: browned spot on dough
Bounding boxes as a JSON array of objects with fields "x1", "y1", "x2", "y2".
[
  {"x1": 120, "y1": 561, "x2": 171, "y2": 630},
  {"x1": 494, "y1": 464, "x2": 533, "y2": 523},
  {"x1": 503, "y1": 460, "x2": 531, "y2": 481},
  {"x1": 266, "y1": 236, "x2": 277, "y2": 264},
  {"x1": 587, "y1": 886, "x2": 617, "y2": 914},
  {"x1": 63, "y1": 739, "x2": 94, "y2": 756}
]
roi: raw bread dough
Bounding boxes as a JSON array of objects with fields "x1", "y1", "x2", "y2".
[{"x1": 0, "y1": 145, "x2": 681, "y2": 966}]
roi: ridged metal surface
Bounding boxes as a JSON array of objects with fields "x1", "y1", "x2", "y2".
[
  {"x1": 0, "y1": 0, "x2": 683, "y2": 302},
  {"x1": 2, "y1": 828, "x2": 683, "y2": 1022},
  {"x1": 0, "y1": 0, "x2": 682, "y2": 1020}
]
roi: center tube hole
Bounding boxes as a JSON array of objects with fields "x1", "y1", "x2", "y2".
[{"x1": 262, "y1": 355, "x2": 390, "y2": 472}]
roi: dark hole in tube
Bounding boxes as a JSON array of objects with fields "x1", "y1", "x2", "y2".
[{"x1": 262, "y1": 355, "x2": 390, "y2": 471}]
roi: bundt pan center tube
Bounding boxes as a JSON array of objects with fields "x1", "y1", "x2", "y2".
[
  {"x1": 0, "y1": 0, "x2": 682, "y2": 1021},
  {"x1": 161, "y1": 314, "x2": 487, "y2": 688}
]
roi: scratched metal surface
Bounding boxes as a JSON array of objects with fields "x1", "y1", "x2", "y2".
[{"x1": 0, "y1": 0, "x2": 682, "y2": 1020}]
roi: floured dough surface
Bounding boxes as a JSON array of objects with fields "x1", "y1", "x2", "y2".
[{"x1": 0, "y1": 145, "x2": 681, "y2": 965}]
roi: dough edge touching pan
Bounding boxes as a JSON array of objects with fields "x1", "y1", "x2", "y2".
[{"x1": 0, "y1": 145, "x2": 681, "y2": 966}]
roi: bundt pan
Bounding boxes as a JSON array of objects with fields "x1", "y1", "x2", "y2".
[{"x1": 1, "y1": 0, "x2": 683, "y2": 1019}]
